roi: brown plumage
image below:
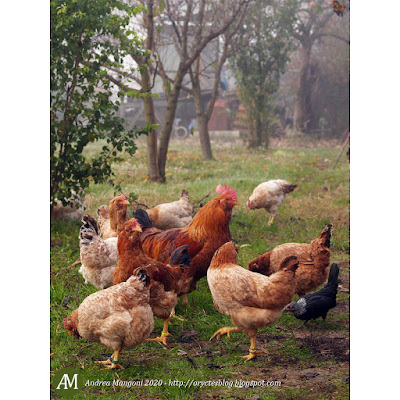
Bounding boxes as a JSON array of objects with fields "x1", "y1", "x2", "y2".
[
  {"x1": 97, "y1": 194, "x2": 130, "y2": 239},
  {"x1": 132, "y1": 184, "x2": 238, "y2": 296},
  {"x1": 146, "y1": 189, "x2": 193, "y2": 230},
  {"x1": 63, "y1": 268, "x2": 154, "y2": 369},
  {"x1": 248, "y1": 225, "x2": 332, "y2": 297},
  {"x1": 208, "y1": 242, "x2": 299, "y2": 361},
  {"x1": 112, "y1": 219, "x2": 191, "y2": 344}
]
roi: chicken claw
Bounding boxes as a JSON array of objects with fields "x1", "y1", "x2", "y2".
[
  {"x1": 209, "y1": 327, "x2": 239, "y2": 341},
  {"x1": 94, "y1": 350, "x2": 124, "y2": 369},
  {"x1": 147, "y1": 332, "x2": 170, "y2": 346},
  {"x1": 170, "y1": 308, "x2": 185, "y2": 321}
]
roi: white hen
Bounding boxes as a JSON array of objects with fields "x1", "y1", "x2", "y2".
[{"x1": 247, "y1": 179, "x2": 297, "y2": 225}]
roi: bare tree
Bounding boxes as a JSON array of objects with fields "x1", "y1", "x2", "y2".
[
  {"x1": 186, "y1": 1, "x2": 249, "y2": 160},
  {"x1": 153, "y1": 0, "x2": 249, "y2": 181}
]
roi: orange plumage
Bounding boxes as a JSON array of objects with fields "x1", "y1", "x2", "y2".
[
  {"x1": 207, "y1": 241, "x2": 299, "y2": 361},
  {"x1": 97, "y1": 194, "x2": 130, "y2": 239},
  {"x1": 248, "y1": 225, "x2": 332, "y2": 297},
  {"x1": 133, "y1": 184, "x2": 238, "y2": 295},
  {"x1": 112, "y1": 219, "x2": 191, "y2": 344}
]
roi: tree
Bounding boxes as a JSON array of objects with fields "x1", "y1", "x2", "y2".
[
  {"x1": 291, "y1": 0, "x2": 349, "y2": 132},
  {"x1": 50, "y1": 0, "x2": 150, "y2": 211},
  {"x1": 153, "y1": 0, "x2": 249, "y2": 181},
  {"x1": 229, "y1": 0, "x2": 297, "y2": 148},
  {"x1": 186, "y1": 1, "x2": 249, "y2": 160}
]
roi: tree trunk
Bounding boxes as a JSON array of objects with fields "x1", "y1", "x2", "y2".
[
  {"x1": 157, "y1": 68, "x2": 185, "y2": 182},
  {"x1": 293, "y1": 45, "x2": 312, "y2": 132},
  {"x1": 141, "y1": 67, "x2": 159, "y2": 181},
  {"x1": 191, "y1": 75, "x2": 214, "y2": 160}
]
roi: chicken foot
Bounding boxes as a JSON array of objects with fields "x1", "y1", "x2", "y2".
[
  {"x1": 209, "y1": 326, "x2": 240, "y2": 340},
  {"x1": 268, "y1": 215, "x2": 275, "y2": 226},
  {"x1": 147, "y1": 318, "x2": 171, "y2": 345},
  {"x1": 94, "y1": 349, "x2": 124, "y2": 370},
  {"x1": 170, "y1": 307, "x2": 185, "y2": 321},
  {"x1": 241, "y1": 336, "x2": 261, "y2": 362}
]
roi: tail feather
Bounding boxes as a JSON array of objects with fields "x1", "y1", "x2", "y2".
[
  {"x1": 170, "y1": 245, "x2": 191, "y2": 268},
  {"x1": 132, "y1": 209, "x2": 153, "y2": 229},
  {"x1": 283, "y1": 184, "x2": 298, "y2": 194},
  {"x1": 79, "y1": 215, "x2": 99, "y2": 245},
  {"x1": 326, "y1": 263, "x2": 340, "y2": 286},
  {"x1": 320, "y1": 224, "x2": 332, "y2": 248}
]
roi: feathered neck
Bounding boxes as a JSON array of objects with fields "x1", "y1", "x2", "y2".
[
  {"x1": 210, "y1": 242, "x2": 238, "y2": 268},
  {"x1": 182, "y1": 196, "x2": 232, "y2": 243}
]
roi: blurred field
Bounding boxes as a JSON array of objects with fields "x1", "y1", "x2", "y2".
[{"x1": 50, "y1": 135, "x2": 350, "y2": 399}]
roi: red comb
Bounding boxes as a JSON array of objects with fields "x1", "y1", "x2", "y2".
[
  {"x1": 216, "y1": 184, "x2": 238, "y2": 202},
  {"x1": 121, "y1": 193, "x2": 127, "y2": 200}
]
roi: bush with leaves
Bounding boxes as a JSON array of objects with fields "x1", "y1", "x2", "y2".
[{"x1": 50, "y1": 0, "x2": 152, "y2": 212}]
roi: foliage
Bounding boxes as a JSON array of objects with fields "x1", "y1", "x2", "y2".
[
  {"x1": 50, "y1": 0, "x2": 151, "y2": 209},
  {"x1": 229, "y1": 0, "x2": 297, "y2": 149}
]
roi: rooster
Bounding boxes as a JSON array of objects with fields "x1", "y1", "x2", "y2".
[
  {"x1": 248, "y1": 225, "x2": 332, "y2": 297},
  {"x1": 112, "y1": 219, "x2": 192, "y2": 344},
  {"x1": 132, "y1": 184, "x2": 238, "y2": 296},
  {"x1": 285, "y1": 263, "x2": 340, "y2": 328},
  {"x1": 63, "y1": 268, "x2": 153, "y2": 370},
  {"x1": 97, "y1": 194, "x2": 130, "y2": 239},
  {"x1": 208, "y1": 242, "x2": 299, "y2": 361},
  {"x1": 145, "y1": 189, "x2": 193, "y2": 230},
  {"x1": 247, "y1": 179, "x2": 297, "y2": 225}
]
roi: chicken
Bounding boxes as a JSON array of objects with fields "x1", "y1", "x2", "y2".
[
  {"x1": 78, "y1": 215, "x2": 118, "y2": 289},
  {"x1": 248, "y1": 224, "x2": 332, "y2": 297},
  {"x1": 112, "y1": 219, "x2": 192, "y2": 344},
  {"x1": 247, "y1": 179, "x2": 297, "y2": 225},
  {"x1": 145, "y1": 189, "x2": 193, "y2": 230},
  {"x1": 208, "y1": 242, "x2": 299, "y2": 361},
  {"x1": 132, "y1": 184, "x2": 238, "y2": 296},
  {"x1": 63, "y1": 268, "x2": 153, "y2": 370},
  {"x1": 97, "y1": 193, "x2": 130, "y2": 239},
  {"x1": 285, "y1": 263, "x2": 340, "y2": 328}
]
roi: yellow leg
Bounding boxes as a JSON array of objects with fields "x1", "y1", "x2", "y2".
[
  {"x1": 170, "y1": 307, "x2": 185, "y2": 321},
  {"x1": 241, "y1": 336, "x2": 260, "y2": 361},
  {"x1": 209, "y1": 326, "x2": 240, "y2": 341},
  {"x1": 94, "y1": 349, "x2": 124, "y2": 369},
  {"x1": 268, "y1": 215, "x2": 275, "y2": 226},
  {"x1": 147, "y1": 318, "x2": 171, "y2": 345}
]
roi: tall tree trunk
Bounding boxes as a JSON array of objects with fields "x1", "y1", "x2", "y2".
[
  {"x1": 141, "y1": 68, "x2": 159, "y2": 181},
  {"x1": 293, "y1": 45, "x2": 312, "y2": 132},
  {"x1": 191, "y1": 75, "x2": 214, "y2": 160},
  {"x1": 157, "y1": 68, "x2": 185, "y2": 182}
]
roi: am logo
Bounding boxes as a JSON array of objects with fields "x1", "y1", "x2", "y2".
[{"x1": 52, "y1": 367, "x2": 84, "y2": 397}]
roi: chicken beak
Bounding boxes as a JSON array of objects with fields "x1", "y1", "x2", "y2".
[
  {"x1": 123, "y1": 200, "x2": 130, "y2": 205},
  {"x1": 232, "y1": 202, "x2": 239, "y2": 206}
]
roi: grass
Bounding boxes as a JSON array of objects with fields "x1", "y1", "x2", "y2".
[{"x1": 50, "y1": 136, "x2": 349, "y2": 399}]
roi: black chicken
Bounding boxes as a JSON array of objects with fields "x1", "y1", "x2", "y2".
[{"x1": 285, "y1": 263, "x2": 340, "y2": 328}]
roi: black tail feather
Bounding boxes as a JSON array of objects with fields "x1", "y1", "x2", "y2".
[
  {"x1": 80, "y1": 215, "x2": 99, "y2": 237},
  {"x1": 132, "y1": 209, "x2": 153, "y2": 229},
  {"x1": 326, "y1": 263, "x2": 340, "y2": 286},
  {"x1": 170, "y1": 245, "x2": 191, "y2": 268}
]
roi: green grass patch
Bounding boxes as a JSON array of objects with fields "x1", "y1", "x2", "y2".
[{"x1": 51, "y1": 138, "x2": 349, "y2": 399}]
